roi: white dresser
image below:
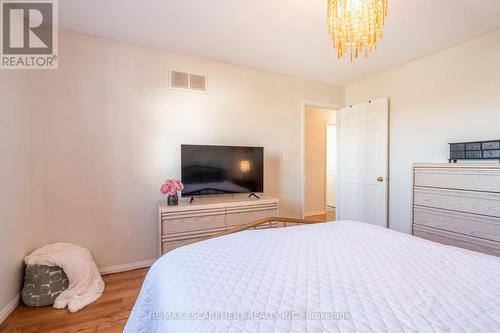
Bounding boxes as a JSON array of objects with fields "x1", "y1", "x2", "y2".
[
  {"x1": 413, "y1": 163, "x2": 500, "y2": 256},
  {"x1": 158, "y1": 195, "x2": 279, "y2": 256}
]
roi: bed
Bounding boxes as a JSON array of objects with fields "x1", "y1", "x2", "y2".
[{"x1": 125, "y1": 220, "x2": 500, "y2": 332}]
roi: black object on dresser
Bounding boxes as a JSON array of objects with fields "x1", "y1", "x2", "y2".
[{"x1": 449, "y1": 140, "x2": 500, "y2": 163}]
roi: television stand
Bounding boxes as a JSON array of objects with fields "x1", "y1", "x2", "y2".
[
  {"x1": 248, "y1": 193, "x2": 260, "y2": 199},
  {"x1": 158, "y1": 194, "x2": 278, "y2": 256}
]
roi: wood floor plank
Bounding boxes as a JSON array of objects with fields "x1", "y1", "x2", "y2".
[
  {"x1": 305, "y1": 209, "x2": 336, "y2": 222},
  {"x1": 0, "y1": 268, "x2": 148, "y2": 333}
]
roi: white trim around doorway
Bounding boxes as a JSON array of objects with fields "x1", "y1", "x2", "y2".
[{"x1": 299, "y1": 100, "x2": 342, "y2": 219}]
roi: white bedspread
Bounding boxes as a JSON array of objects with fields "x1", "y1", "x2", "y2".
[{"x1": 126, "y1": 221, "x2": 500, "y2": 332}]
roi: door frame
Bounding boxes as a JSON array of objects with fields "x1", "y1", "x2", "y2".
[
  {"x1": 325, "y1": 122, "x2": 337, "y2": 211},
  {"x1": 300, "y1": 100, "x2": 342, "y2": 218}
]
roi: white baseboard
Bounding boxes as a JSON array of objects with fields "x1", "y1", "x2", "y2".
[
  {"x1": 0, "y1": 294, "x2": 19, "y2": 325},
  {"x1": 99, "y1": 258, "x2": 157, "y2": 275},
  {"x1": 0, "y1": 258, "x2": 157, "y2": 324}
]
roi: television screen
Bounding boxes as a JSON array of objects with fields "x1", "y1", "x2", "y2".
[{"x1": 181, "y1": 145, "x2": 264, "y2": 197}]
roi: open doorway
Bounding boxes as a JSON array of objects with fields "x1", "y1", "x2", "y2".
[{"x1": 303, "y1": 105, "x2": 337, "y2": 221}]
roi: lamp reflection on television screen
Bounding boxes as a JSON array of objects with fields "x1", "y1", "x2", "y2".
[{"x1": 240, "y1": 160, "x2": 251, "y2": 173}]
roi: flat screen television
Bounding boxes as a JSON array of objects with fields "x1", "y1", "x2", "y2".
[{"x1": 181, "y1": 144, "x2": 264, "y2": 197}]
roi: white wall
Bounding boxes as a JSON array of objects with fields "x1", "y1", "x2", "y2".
[
  {"x1": 346, "y1": 29, "x2": 500, "y2": 234},
  {"x1": 9, "y1": 27, "x2": 498, "y2": 314},
  {"x1": 304, "y1": 107, "x2": 336, "y2": 215},
  {"x1": 29, "y1": 31, "x2": 344, "y2": 268},
  {"x1": 0, "y1": 71, "x2": 33, "y2": 316}
]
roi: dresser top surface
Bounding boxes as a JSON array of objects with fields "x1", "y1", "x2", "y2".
[
  {"x1": 414, "y1": 163, "x2": 500, "y2": 169},
  {"x1": 159, "y1": 194, "x2": 278, "y2": 212}
]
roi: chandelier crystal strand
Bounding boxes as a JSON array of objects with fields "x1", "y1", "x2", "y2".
[{"x1": 327, "y1": 0, "x2": 388, "y2": 60}]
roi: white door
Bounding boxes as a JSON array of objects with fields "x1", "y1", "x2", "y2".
[{"x1": 337, "y1": 97, "x2": 389, "y2": 227}]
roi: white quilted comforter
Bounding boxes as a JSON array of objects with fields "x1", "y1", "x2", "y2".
[{"x1": 125, "y1": 221, "x2": 500, "y2": 333}]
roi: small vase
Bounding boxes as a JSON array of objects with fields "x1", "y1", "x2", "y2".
[{"x1": 167, "y1": 194, "x2": 178, "y2": 206}]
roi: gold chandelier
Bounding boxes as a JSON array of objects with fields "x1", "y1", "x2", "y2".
[{"x1": 327, "y1": 0, "x2": 388, "y2": 60}]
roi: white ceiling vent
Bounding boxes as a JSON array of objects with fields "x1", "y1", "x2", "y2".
[
  {"x1": 171, "y1": 70, "x2": 189, "y2": 89},
  {"x1": 189, "y1": 74, "x2": 207, "y2": 92},
  {"x1": 170, "y1": 70, "x2": 207, "y2": 93}
]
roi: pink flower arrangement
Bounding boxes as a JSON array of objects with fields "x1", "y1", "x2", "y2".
[{"x1": 160, "y1": 179, "x2": 184, "y2": 196}]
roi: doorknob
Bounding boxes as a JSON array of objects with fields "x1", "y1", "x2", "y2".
[{"x1": 377, "y1": 176, "x2": 384, "y2": 182}]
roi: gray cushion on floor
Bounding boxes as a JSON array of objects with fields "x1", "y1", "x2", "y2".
[{"x1": 22, "y1": 265, "x2": 69, "y2": 307}]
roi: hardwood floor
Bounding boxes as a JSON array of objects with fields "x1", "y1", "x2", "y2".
[
  {"x1": 0, "y1": 268, "x2": 148, "y2": 333},
  {"x1": 305, "y1": 209, "x2": 336, "y2": 221}
]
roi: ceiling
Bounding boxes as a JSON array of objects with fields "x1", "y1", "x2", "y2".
[{"x1": 59, "y1": 0, "x2": 500, "y2": 85}]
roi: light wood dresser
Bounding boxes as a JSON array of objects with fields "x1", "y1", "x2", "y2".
[
  {"x1": 413, "y1": 163, "x2": 500, "y2": 256},
  {"x1": 159, "y1": 195, "x2": 278, "y2": 256}
]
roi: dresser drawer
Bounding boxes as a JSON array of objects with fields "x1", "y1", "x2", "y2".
[
  {"x1": 450, "y1": 143, "x2": 465, "y2": 151},
  {"x1": 482, "y1": 141, "x2": 500, "y2": 150},
  {"x1": 450, "y1": 151, "x2": 465, "y2": 159},
  {"x1": 465, "y1": 142, "x2": 481, "y2": 151},
  {"x1": 161, "y1": 238, "x2": 202, "y2": 254},
  {"x1": 414, "y1": 188, "x2": 500, "y2": 218},
  {"x1": 226, "y1": 208, "x2": 277, "y2": 228},
  {"x1": 414, "y1": 206, "x2": 500, "y2": 242},
  {"x1": 414, "y1": 167, "x2": 500, "y2": 192},
  {"x1": 483, "y1": 150, "x2": 500, "y2": 159},
  {"x1": 465, "y1": 150, "x2": 481, "y2": 159},
  {"x1": 413, "y1": 225, "x2": 500, "y2": 256},
  {"x1": 162, "y1": 214, "x2": 225, "y2": 235}
]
